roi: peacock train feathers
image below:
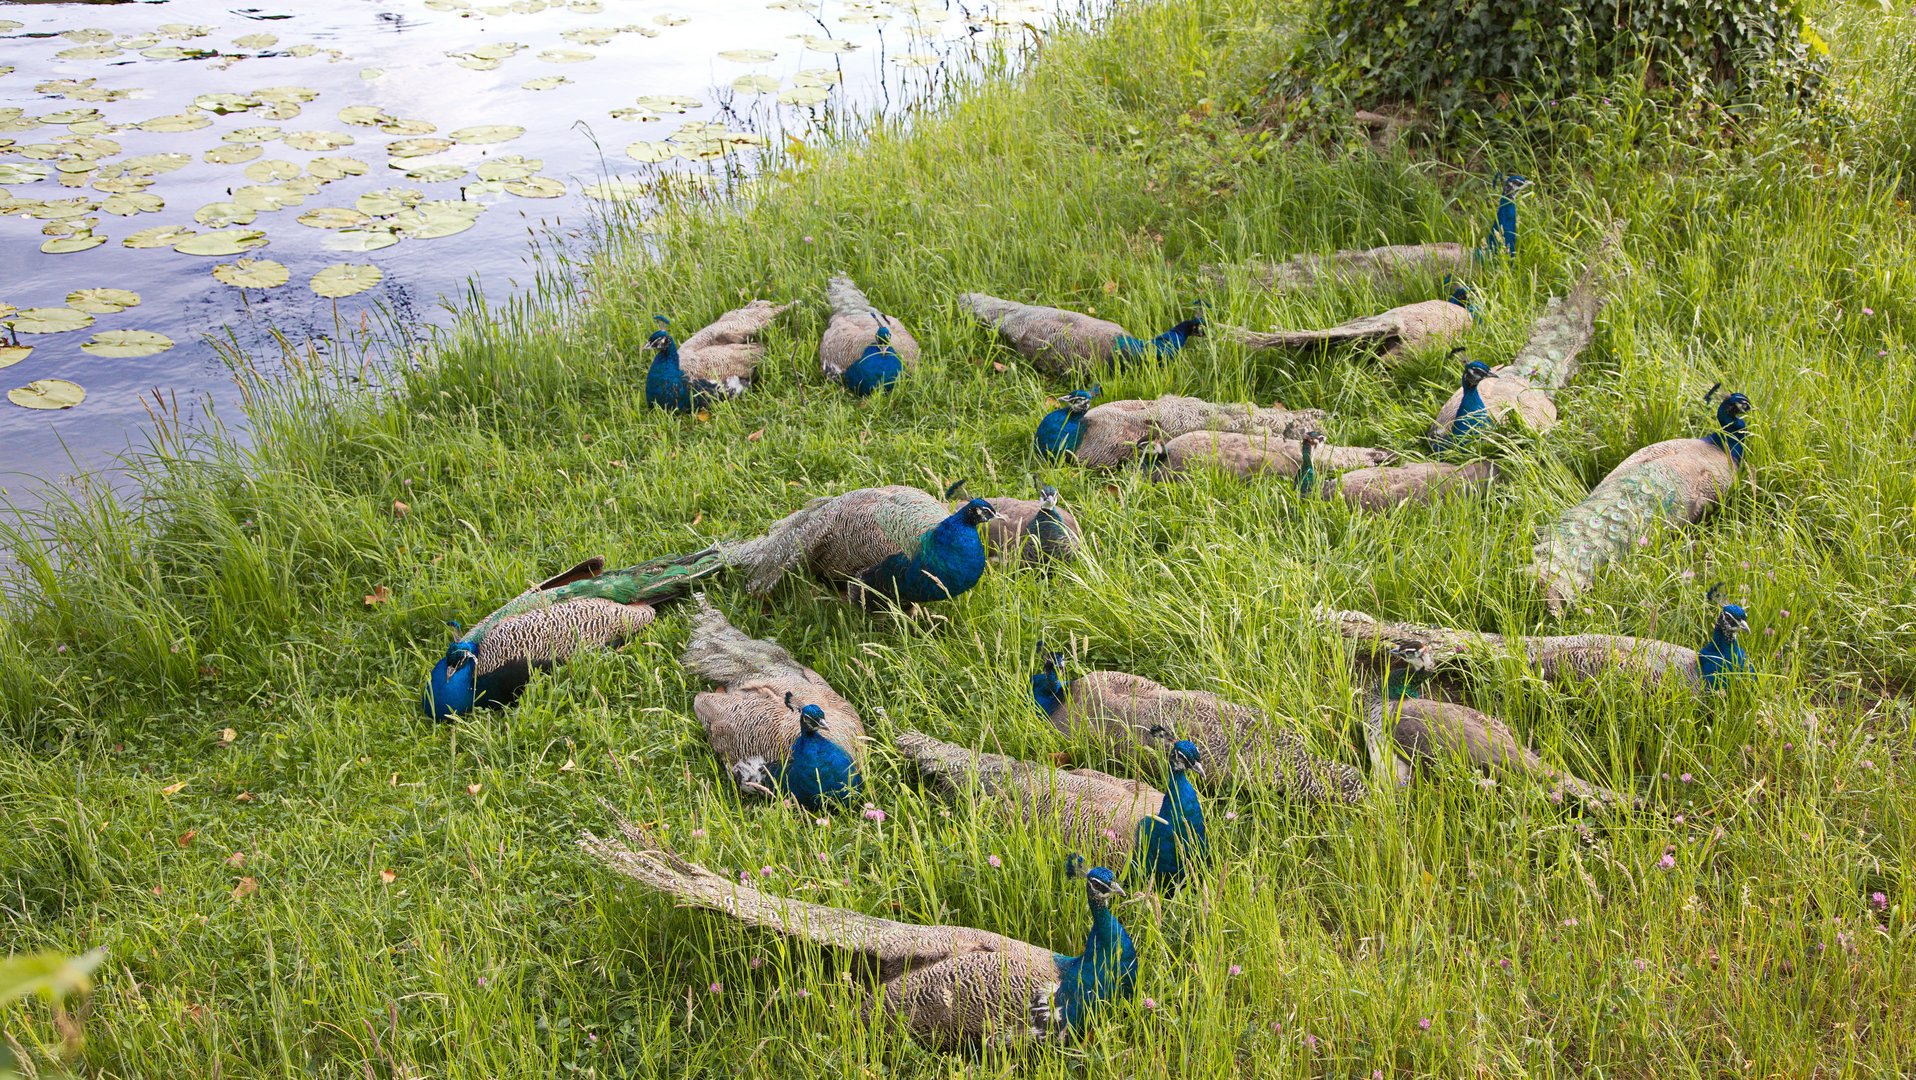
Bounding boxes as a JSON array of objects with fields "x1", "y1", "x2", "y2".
[
  {"x1": 896, "y1": 731, "x2": 1207, "y2": 889},
  {"x1": 820, "y1": 275, "x2": 919, "y2": 395},
  {"x1": 965, "y1": 479, "x2": 1083, "y2": 566},
  {"x1": 1531, "y1": 388, "x2": 1753, "y2": 614},
  {"x1": 645, "y1": 300, "x2": 792, "y2": 413},
  {"x1": 581, "y1": 816, "x2": 1136, "y2": 1050},
  {"x1": 718, "y1": 483, "x2": 997, "y2": 608},
  {"x1": 1033, "y1": 649, "x2": 1367, "y2": 805},
  {"x1": 1323, "y1": 460, "x2": 1500, "y2": 512},
  {"x1": 681, "y1": 596, "x2": 867, "y2": 807},
  {"x1": 422, "y1": 551, "x2": 722, "y2": 720},
  {"x1": 1146, "y1": 428, "x2": 1394, "y2": 482},
  {"x1": 960, "y1": 292, "x2": 1204, "y2": 375},
  {"x1": 1036, "y1": 389, "x2": 1325, "y2": 467},
  {"x1": 1218, "y1": 288, "x2": 1476, "y2": 357},
  {"x1": 1361, "y1": 643, "x2": 1633, "y2": 811},
  {"x1": 1322, "y1": 590, "x2": 1754, "y2": 695},
  {"x1": 1428, "y1": 223, "x2": 1620, "y2": 448}
]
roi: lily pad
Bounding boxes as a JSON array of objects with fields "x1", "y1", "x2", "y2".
[
  {"x1": 892, "y1": 53, "x2": 940, "y2": 68},
  {"x1": 475, "y1": 154, "x2": 542, "y2": 181},
  {"x1": 378, "y1": 118, "x2": 437, "y2": 136},
  {"x1": 355, "y1": 189, "x2": 422, "y2": 216},
  {"x1": 298, "y1": 206, "x2": 372, "y2": 229},
  {"x1": 537, "y1": 48, "x2": 594, "y2": 63},
  {"x1": 635, "y1": 94, "x2": 701, "y2": 112},
  {"x1": 308, "y1": 156, "x2": 370, "y2": 180},
  {"x1": 233, "y1": 185, "x2": 304, "y2": 211},
  {"x1": 194, "y1": 93, "x2": 260, "y2": 114},
  {"x1": 504, "y1": 176, "x2": 566, "y2": 198},
  {"x1": 92, "y1": 177, "x2": 153, "y2": 195},
  {"x1": 387, "y1": 137, "x2": 454, "y2": 159},
  {"x1": 793, "y1": 34, "x2": 857, "y2": 54},
  {"x1": 225, "y1": 126, "x2": 283, "y2": 142},
  {"x1": 624, "y1": 140, "x2": 674, "y2": 163},
  {"x1": 254, "y1": 86, "x2": 320, "y2": 105},
  {"x1": 195, "y1": 202, "x2": 258, "y2": 227},
  {"x1": 99, "y1": 192, "x2": 164, "y2": 215},
  {"x1": 6, "y1": 307, "x2": 94, "y2": 334},
  {"x1": 205, "y1": 144, "x2": 265, "y2": 165},
  {"x1": 654, "y1": 13, "x2": 689, "y2": 25},
  {"x1": 0, "y1": 163, "x2": 51, "y2": 184},
  {"x1": 394, "y1": 163, "x2": 466, "y2": 183},
  {"x1": 778, "y1": 85, "x2": 831, "y2": 106},
  {"x1": 173, "y1": 229, "x2": 269, "y2": 256},
  {"x1": 55, "y1": 46, "x2": 123, "y2": 62},
  {"x1": 450, "y1": 125, "x2": 525, "y2": 145},
  {"x1": 390, "y1": 200, "x2": 482, "y2": 239},
  {"x1": 731, "y1": 75, "x2": 779, "y2": 94},
  {"x1": 66, "y1": 288, "x2": 141, "y2": 313},
  {"x1": 42, "y1": 234, "x2": 107, "y2": 254},
  {"x1": 124, "y1": 225, "x2": 197, "y2": 249},
  {"x1": 718, "y1": 49, "x2": 777, "y2": 63},
  {"x1": 339, "y1": 105, "x2": 392, "y2": 127},
  {"x1": 9, "y1": 379, "x2": 86, "y2": 410},
  {"x1": 792, "y1": 68, "x2": 843, "y2": 86},
  {"x1": 243, "y1": 159, "x2": 303, "y2": 182},
  {"x1": 81, "y1": 330, "x2": 174, "y2": 358},
  {"x1": 283, "y1": 131, "x2": 355, "y2": 152},
  {"x1": 582, "y1": 178, "x2": 646, "y2": 201},
  {"x1": 212, "y1": 259, "x2": 290, "y2": 288},
  {"x1": 234, "y1": 33, "x2": 279, "y2": 49},
  {"x1": 522, "y1": 76, "x2": 571, "y2": 91},
  {"x1": 456, "y1": 57, "x2": 503, "y2": 71},
  {"x1": 322, "y1": 227, "x2": 400, "y2": 252},
  {"x1": 122, "y1": 153, "x2": 191, "y2": 176},
  {"x1": 0, "y1": 345, "x2": 31, "y2": 370},
  {"x1": 310, "y1": 263, "x2": 383, "y2": 298}
]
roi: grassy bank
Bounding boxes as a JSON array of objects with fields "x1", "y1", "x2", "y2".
[{"x1": 5, "y1": 0, "x2": 1915, "y2": 1075}]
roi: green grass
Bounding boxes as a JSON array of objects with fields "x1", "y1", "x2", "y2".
[{"x1": 5, "y1": 0, "x2": 1916, "y2": 1075}]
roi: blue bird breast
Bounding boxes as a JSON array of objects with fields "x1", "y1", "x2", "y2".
[
  {"x1": 645, "y1": 352, "x2": 698, "y2": 413},
  {"x1": 841, "y1": 349, "x2": 902, "y2": 397},
  {"x1": 422, "y1": 646, "x2": 529, "y2": 720},
  {"x1": 857, "y1": 518, "x2": 988, "y2": 604},
  {"x1": 1699, "y1": 637, "x2": 1749, "y2": 689},
  {"x1": 1052, "y1": 909, "x2": 1137, "y2": 1031},
  {"x1": 1035, "y1": 408, "x2": 1084, "y2": 457},
  {"x1": 779, "y1": 731, "x2": 862, "y2": 809},
  {"x1": 1134, "y1": 772, "x2": 1207, "y2": 886}
]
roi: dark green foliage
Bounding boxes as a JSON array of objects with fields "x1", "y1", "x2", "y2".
[{"x1": 1285, "y1": 0, "x2": 1829, "y2": 123}]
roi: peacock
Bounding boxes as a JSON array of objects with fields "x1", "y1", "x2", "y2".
[
  {"x1": 960, "y1": 292, "x2": 1204, "y2": 376},
  {"x1": 580, "y1": 815, "x2": 1136, "y2": 1049},
  {"x1": 681, "y1": 596, "x2": 867, "y2": 807},
  {"x1": 1217, "y1": 284, "x2": 1476, "y2": 357},
  {"x1": 896, "y1": 730, "x2": 1208, "y2": 889},
  {"x1": 1427, "y1": 224, "x2": 1619, "y2": 447},
  {"x1": 964, "y1": 479, "x2": 1083, "y2": 566},
  {"x1": 820, "y1": 276, "x2": 919, "y2": 395},
  {"x1": 718, "y1": 482, "x2": 997, "y2": 609},
  {"x1": 1321, "y1": 587, "x2": 1755, "y2": 695},
  {"x1": 1033, "y1": 648, "x2": 1367, "y2": 804},
  {"x1": 1532, "y1": 387, "x2": 1753, "y2": 614},
  {"x1": 1362, "y1": 642, "x2": 1632, "y2": 811},
  {"x1": 644, "y1": 300, "x2": 792, "y2": 413},
  {"x1": 1215, "y1": 173, "x2": 1530, "y2": 293},
  {"x1": 1322, "y1": 460, "x2": 1500, "y2": 512},
  {"x1": 1145, "y1": 429, "x2": 1394, "y2": 482},
  {"x1": 422, "y1": 551, "x2": 723, "y2": 720},
  {"x1": 1037, "y1": 390, "x2": 1325, "y2": 467}
]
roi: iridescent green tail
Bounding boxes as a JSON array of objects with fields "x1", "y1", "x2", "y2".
[{"x1": 466, "y1": 547, "x2": 726, "y2": 649}]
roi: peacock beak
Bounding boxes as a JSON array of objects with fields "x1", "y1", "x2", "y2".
[
  {"x1": 1735, "y1": 617, "x2": 1751, "y2": 635},
  {"x1": 1189, "y1": 760, "x2": 1206, "y2": 779}
]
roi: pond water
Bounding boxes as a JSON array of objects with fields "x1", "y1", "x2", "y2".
[{"x1": 0, "y1": 0, "x2": 1065, "y2": 506}]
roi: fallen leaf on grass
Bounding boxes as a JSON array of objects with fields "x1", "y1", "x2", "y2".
[
  {"x1": 379, "y1": 869, "x2": 396, "y2": 885},
  {"x1": 177, "y1": 830, "x2": 197, "y2": 847},
  {"x1": 392, "y1": 499, "x2": 410, "y2": 518},
  {"x1": 218, "y1": 727, "x2": 237, "y2": 745},
  {"x1": 364, "y1": 585, "x2": 391, "y2": 606},
  {"x1": 466, "y1": 783, "x2": 482, "y2": 796},
  {"x1": 991, "y1": 362, "x2": 1008, "y2": 373},
  {"x1": 560, "y1": 758, "x2": 576, "y2": 772},
  {"x1": 231, "y1": 876, "x2": 258, "y2": 901},
  {"x1": 160, "y1": 780, "x2": 187, "y2": 796},
  {"x1": 235, "y1": 792, "x2": 255, "y2": 802},
  {"x1": 746, "y1": 428, "x2": 763, "y2": 442},
  {"x1": 225, "y1": 852, "x2": 246, "y2": 867}
]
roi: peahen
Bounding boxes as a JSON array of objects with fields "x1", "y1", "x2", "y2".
[
  {"x1": 581, "y1": 816, "x2": 1136, "y2": 1049},
  {"x1": 960, "y1": 292, "x2": 1204, "y2": 376},
  {"x1": 1323, "y1": 460, "x2": 1500, "y2": 512},
  {"x1": 644, "y1": 300, "x2": 792, "y2": 413},
  {"x1": 422, "y1": 551, "x2": 723, "y2": 720},
  {"x1": 719, "y1": 482, "x2": 997, "y2": 609},
  {"x1": 1321, "y1": 588, "x2": 1754, "y2": 695},
  {"x1": 1218, "y1": 284, "x2": 1476, "y2": 357},
  {"x1": 819, "y1": 275, "x2": 920, "y2": 386},
  {"x1": 1215, "y1": 173, "x2": 1530, "y2": 293},
  {"x1": 1362, "y1": 643, "x2": 1631, "y2": 811},
  {"x1": 896, "y1": 730, "x2": 1208, "y2": 889},
  {"x1": 1145, "y1": 429, "x2": 1394, "y2": 482},
  {"x1": 1037, "y1": 390, "x2": 1325, "y2": 467},
  {"x1": 1427, "y1": 225, "x2": 1619, "y2": 446},
  {"x1": 681, "y1": 596, "x2": 867, "y2": 807},
  {"x1": 1033, "y1": 649, "x2": 1367, "y2": 804},
  {"x1": 1532, "y1": 387, "x2": 1753, "y2": 614},
  {"x1": 964, "y1": 479, "x2": 1083, "y2": 566}
]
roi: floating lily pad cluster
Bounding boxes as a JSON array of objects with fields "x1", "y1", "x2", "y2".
[{"x1": 1, "y1": 287, "x2": 171, "y2": 408}]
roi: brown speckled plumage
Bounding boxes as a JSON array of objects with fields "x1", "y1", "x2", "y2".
[
  {"x1": 1068, "y1": 395, "x2": 1325, "y2": 468},
  {"x1": 896, "y1": 729, "x2": 1158, "y2": 866},
  {"x1": 958, "y1": 292, "x2": 1132, "y2": 375},
  {"x1": 1320, "y1": 607, "x2": 1706, "y2": 692},
  {"x1": 581, "y1": 816, "x2": 1068, "y2": 1050},
  {"x1": 1045, "y1": 669, "x2": 1366, "y2": 805},
  {"x1": 1221, "y1": 299, "x2": 1473, "y2": 355},
  {"x1": 681, "y1": 596, "x2": 867, "y2": 794},
  {"x1": 1325, "y1": 460, "x2": 1499, "y2": 512},
  {"x1": 719, "y1": 485, "x2": 951, "y2": 595},
  {"x1": 1153, "y1": 431, "x2": 1394, "y2": 479},
  {"x1": 970, "y1": 488, "x2": 1082, "y2": 566},
  {"x1": 678, "y1": 299, "x2": 792, "y2": 388},
  {"x1": 819, "y1": 276, "x2": 920, "y2": 378}
]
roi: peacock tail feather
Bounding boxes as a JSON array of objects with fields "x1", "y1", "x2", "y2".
[{"x1": 464, "y1": 547, "x2": 723, "y2": 652}]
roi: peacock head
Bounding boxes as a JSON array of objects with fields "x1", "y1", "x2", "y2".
[
  {"x1": 1389, "y1": 641, "x2": 1437, "y2": 673},
  {"x1": 422, "y1": 640, "x2": 478, "y2": 721},
  {"x1": 1032, "y1": 645, "x2": 1068, "y2": 702},
  {"x1": 1299, "y1": 429, "x2": 1329, "y2": 453},
  {"x1": 1168, "y1": 739, "x2": 1205, "y2": 778},
  {"x1": 1034, "y1": 479, "x2": 1061, "y2": 509},
  {"x1": 646, "y1": 315, "x2": 674, "y2": 351},
  {"x1": 1716, "y1": 391, "x2": 1753, "y2": 428},
  {"x1": 1460, "y1": 358, "x2": 1496, "y2": 388},
  {"x1": 1716, "y1": 603, "x2": 1751, "y2": 639},
  {"x1": 1169, "y1": 316, "x2": 1206, "y2": 339},
  {"x1": 1444, "y1": 275, "x2": 1477, "y2": 313},
  {"x1": 1057, "y1": 386, "x2": 1099, "y2": 416},
  {"x1": 957, "y1": 497, "x2": 998, "y2": 526},
  {"x1": 1081, "y1": 865, "x2": 1124, "y2": 906},
  {"x1": 1501, "y1": 173, "x2": 1531, "y2": 198},
  {"x1": 871, "y1": 323, "x2": 893, "y2": 346}
]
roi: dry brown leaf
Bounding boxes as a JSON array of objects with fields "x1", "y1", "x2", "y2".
[
  {"x1": 160, "y1": 780, "x2": 187, "y2": 796},
  {"x1": 177, "y1": 829, "x2": 197, "y2": 847},
  {"x1": 379, "y1": 868, "x2": 396, "y2": 885},
  {"x1": 218, "y1": 727, "x2": 237, "y2": 745},
  {"x1": 1049, "y1": 752, "x2": 1072, "y2": 767},
  {"x1": 560, "y1": 758, "x2": 576, "y2": 772},
  {"x1": 991, "y1": 362, "x2": 1008, "y2": 373},
  {"x1": 691, "y1": 512, "x2": 703, "y2": 527},
  {"x1": 1101, "y1": 280, "x2": 1119, "y2": 295},
  {"x1": 235, "y1": 791, "x2": 255, "y2": 802},
  {"x1": 746, "y1": 428, "x2": 763, "y2": 442},
  {"x1": 363, "y1": 585, "x2": 392, "y2": 606},
  {"x1": 231, "y1": 876, "x2": 258, "y2": 901},
  {"x1": 466, "y1": 783, "x2": 482, "y2": 796},
  {"x1": 392, "y1": 499, "x2": 410, "y2": 518},
  {"x1": 225, "y1": 851, "x2": 246, "y2": 867}
]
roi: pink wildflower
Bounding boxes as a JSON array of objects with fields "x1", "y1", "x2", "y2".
[
  {"x1": 1871, "y1": 891, "x2": 1889, "y2": 910},
  {"x1": 709, "y1": 982, "x2": 723, "y2": 993},
  {"x1": 1418, "y1": 1017, "x2": 1432, "y2": 1031},
  {"x1": 1680, "y1": 773, "x2": 1694, "y2": 783},
  {"x1": 863, "y1": 807, "x2": 886, "y2": 822},
  {"x1": 1657, "y1": 852, "x2": 1676, "y2": 871},
  {"x1": 1228, "y1": 964, "x2": 1241, "y2": 976},
  {"x1": 987, "y1": 854, "x2": 1002, "y2": 869},
  {"x1": 1142, "y1": 997, "x2": 1157, "y2": 1010},
  {"x1": 691, "y1": 828, "x2": 707, "y2": 839}
]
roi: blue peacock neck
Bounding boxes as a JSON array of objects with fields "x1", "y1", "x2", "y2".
[
  {"x1": 646, "y1": 337, "x2": 693, "y2": 411},
  {"x1": 1295, "y1": 441, "x2": 1316, "y2": 495},
  {"x1": 1031, "y1": 671, "x2": 1066, "y2": 718},
  {"x1": 1704, "y1": 417, "x2": 1748, "y2": 465},
  {"x1": 1035, "y1": 407, "x2": 1085, "y2": 456},
  {"x1": 1385, "y1": 669, "x2": 1420, "y2": 702},
  {"x1": 1160, "y1": 770, "x2": 1205, "y2": 853}
]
